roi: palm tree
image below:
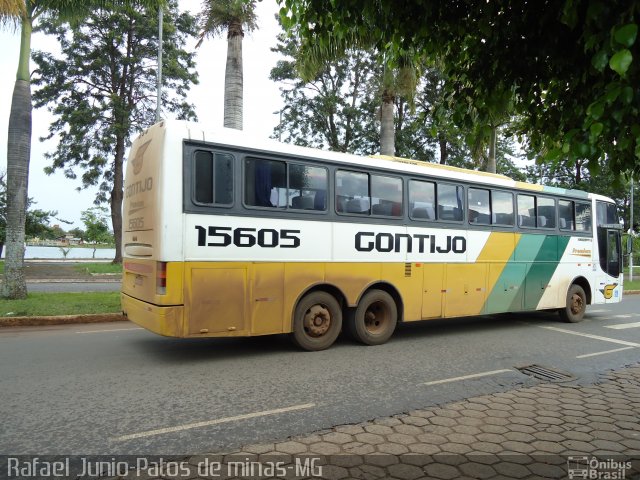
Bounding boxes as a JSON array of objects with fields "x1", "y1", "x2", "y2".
[
  {"x1": 378, "y1": 58, "x2": 418, "y2": 157},
  {"x1": 468, "y1": 89, "x2": 515, "y2": 173},
  {"x1": 296, "y1": 32, "x2": 419, "y2": 157},
  {"x1": 198, "y1": 0, "x2": 258, "y2": 130},
  {"x1": 0, "y1": 0, "x2": 161, "y2": 299}
]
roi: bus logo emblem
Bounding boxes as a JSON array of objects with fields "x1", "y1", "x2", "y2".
[
  {"x1": 132, "y1": 140, "x2": 151, "y2": 175},
  {"x1": 599, "y1": 283, "x2": 618, "y2": 299}
]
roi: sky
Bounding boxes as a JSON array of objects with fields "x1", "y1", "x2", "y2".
[{"x1": 0, "y1": 0, "x2": 284, "y2": 229}]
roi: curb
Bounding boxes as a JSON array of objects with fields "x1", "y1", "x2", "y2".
[{"x1": 0, "y1": 313, "x2": 126, "y2": 328}]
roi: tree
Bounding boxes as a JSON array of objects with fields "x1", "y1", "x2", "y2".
[
  {"x1": 198, "y1": 0, "x2": 258, "y2": 130},
  {"x1": 1, "y1": 0, "x2": 163, "y2": 298},
  {"x1": 81, "y1": 207, "x2": 113, "y2": 258},
  {"x1": 271, "y1": 26, "x2": 438, "y2": 160},
  {"x1": 67, "y1": 227, "x2": 85, "y2": 241},
  {"x1": 279, "y1": 1, "x2": 640, "y2": 178},
  {"x1": 270, "y1": 32, "x2": 380, "y2": 154},
  {"x1": 32, "y1": 0, "x2": 198, "y2": 264}
]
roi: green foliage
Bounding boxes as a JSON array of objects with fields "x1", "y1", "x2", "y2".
[
  {"x1": 0, "y1": 170, "x2": 58, "y2": 246},
  {"x1": 32, "y1": 0, "x2": 198, "y2": 203},
  {"x1": 31, "y1": 0, "x2": 198, "y2": 262},
  {"x1": 279, "y1": 0, "x2": 640, "y2": 178},
  {"x1": 74, "y1": 262, "x2": 122, "y2": 275},
  {"x1": 0, "y1": 292, "x2": 121, "y2": 317},
  {"x1": 270, "y1": 26, "x2": 528, "y2": 177},
  {"x1": 197, "y1": 0, "x2": 258, "y2": 44},
  {"x1": 81, "y1": 207, "x2": 113, "y2": 245},
  {"x1": 270, "y1": 31, "x2": 380, "y2": 154}
]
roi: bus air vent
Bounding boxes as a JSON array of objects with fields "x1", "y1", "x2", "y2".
[
  {"x1": 515, "y1": 364, "x2": 575, "y2": 383},
  {"x1": 404, "y1": 263, "x2": 412, "y2": 277}
]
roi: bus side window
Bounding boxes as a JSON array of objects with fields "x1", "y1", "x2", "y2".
[
  {"x1": 289, "y1": 164, "x2": 328, "y2": 211},
  {"x1": 371, "y1": 174, "x2": 402, "y2": 217},
  {"x1": 409, "y1": 180, "x2": 436, "y2": 221},
  {"x1": 575, "y1": 202, "x2": 592, "y2": 232},
  {"x1": 492, "y1": 191, "x2": 514, "y2": 226},
  {"x1": 245, "y1": 157, "x2": 286, "y2": 208},
  {"x1": 194, "y1": 151, "x2": 233, "y2": 206},
  {"x1": 336, "y1": 170, "x2": 369, "y2": 215},
  {"x1": 468, "y1": 188, "x2": 490, "y2": 225},
  {"x1": 559, "y1": 200, "x2": 574, "y2": 230},
  {"x1": 517, "y1": 194, "x2": 536, "y2": 228},
  {"x1": 537, "y1": 197, "x2": 556, "y2": 229},
  {"x1": 437, "y1": 183, "x2": 463, "y2": 222}
]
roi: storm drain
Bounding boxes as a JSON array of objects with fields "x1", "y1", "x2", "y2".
[{"x1": 515, "y1": 364, "x2": 576, "y2": 383}]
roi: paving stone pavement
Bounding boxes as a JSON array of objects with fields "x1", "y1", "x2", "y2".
[{"x1": 180, "y1": 364, "x2": 640, "y2": 480}]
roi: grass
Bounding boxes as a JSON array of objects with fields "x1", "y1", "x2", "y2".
[
  {"x1": 74, "y1": 262, "x2": 122, "y2": 275},
  {"x1": 624, "y1": 279, "x2": 640, "y2": 291},
  {"x1": 0, "y1": 292, "x2": 121, "y2": 317}
]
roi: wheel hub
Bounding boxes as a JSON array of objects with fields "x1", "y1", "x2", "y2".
[
  {"x1": 570, "y1": 294, "x2": 584, "y2": 314},
  {"x1": 303, "y1": 305, "x2": 331, "y2": 337},
  {"x1": 364, "y1": 302, "x2": 387, "y2": 334}
]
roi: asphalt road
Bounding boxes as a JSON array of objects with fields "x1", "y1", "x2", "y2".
[{"x1": 1, "y1": 296, "x2": 639, "y2": 455}]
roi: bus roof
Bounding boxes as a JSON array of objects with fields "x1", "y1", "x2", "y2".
[{"x1": 161, "y1": 120, "x2": 595, "y2": 201}]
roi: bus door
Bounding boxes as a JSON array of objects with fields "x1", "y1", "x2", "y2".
[{"x1": 596, "y1": 225, "x2": 622, "y2": 303}]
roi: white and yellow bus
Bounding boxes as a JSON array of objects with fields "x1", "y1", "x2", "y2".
[{"x1": 121, "y1": 120, "x2": 623, "y2": 351}]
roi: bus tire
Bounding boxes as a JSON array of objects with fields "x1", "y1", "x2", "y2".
[
  {"x1": 348, "y1": 289, "x2": 397, "y2": 346},
  {"x1": 559, "y1": 284, "x2": 587, "y2": 323},
  {"x1": 292, "y1": 291, "x2": 342, "y2": 351}
]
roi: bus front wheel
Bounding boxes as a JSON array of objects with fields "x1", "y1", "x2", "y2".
[
  {"x1": 348, "y1": 289, "x2": 397, "y2": 346},
  {"x1": 292, "y1": 291, "x2": 342, "y2": 351},
  {"x1": 559, "y1": 284, "x2": 587, "y2": 323}
]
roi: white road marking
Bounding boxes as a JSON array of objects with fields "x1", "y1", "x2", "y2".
[
  {"x1": 612, "y1": 314, "x2": 634, "y2": 319},
  {"x1": 112, "y1": 403, "x2": 316, "y2": 442},
  {"x1": 605, "y1": 321, "x2": 640, "y2": 330},
  {"x1": 539, "y1": 325, "x2": 640, "y2": 347},
  {"x1": 587, "y1": 309, "x2": 607, "y2": 313},
  {"x1": 576, "y1": 347, "x2": 634, "y2": 359},
  {"x1": 422, "y1": 369, "x2": 512, "y2": 386},
  {"x1": 76, "y1": 327, "x2": 144, "y2": 334}
]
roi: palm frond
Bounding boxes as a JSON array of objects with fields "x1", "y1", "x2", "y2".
[
  {"x1": 197, "y1": 0, "x2": 257, "y2": 47},
  {"x1": 0, "y1": 0, "x2": 26, "y2": 27}
]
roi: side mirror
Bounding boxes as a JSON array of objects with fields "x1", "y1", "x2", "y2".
[{"x1": 627, "y1": 236, "x2": 634, "y2": 255}]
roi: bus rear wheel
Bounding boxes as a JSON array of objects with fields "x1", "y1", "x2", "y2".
[
  {"x1": 559, "y1": 284, "x2": 587, "y2": 323},
  {"x1": 292, "y1": 291, "x2": 342, "y2": 351},
  {"x1": 348, "y1": 289, "x2": 397, "y2": 346}
]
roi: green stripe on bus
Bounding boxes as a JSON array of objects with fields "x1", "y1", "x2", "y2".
[
  {"x1": 483, "y1": 235, "x2": 546, "y2": 314},
  {"x1": 484, "y1": 235, "x2": 571, "y2": 314},
  {"x1": 520, "y1": 236, "x2": 569, "y2": 310}
]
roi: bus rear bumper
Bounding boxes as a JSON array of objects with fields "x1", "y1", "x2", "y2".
[{"x1": 121, "y1": 293, "x2": 184, "y2": 337}]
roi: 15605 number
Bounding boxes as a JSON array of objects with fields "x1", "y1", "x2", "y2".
[{"x1": 195, "y1": 226, "x2": 301, "y2": 248}]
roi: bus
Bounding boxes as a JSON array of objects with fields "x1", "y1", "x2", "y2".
[{"x1": 121, "y1": 120, "x2": 623, "y2": 351}]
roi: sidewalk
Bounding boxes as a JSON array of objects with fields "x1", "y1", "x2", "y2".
[{"x1": 184, "y1": 365, "x2": 640, "y2": 480}]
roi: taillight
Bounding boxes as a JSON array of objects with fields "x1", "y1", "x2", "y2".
[{"x1": 156, "y1": 261, "x2": 167, "y2": 295}]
